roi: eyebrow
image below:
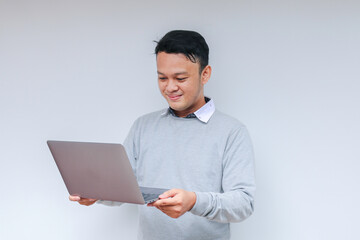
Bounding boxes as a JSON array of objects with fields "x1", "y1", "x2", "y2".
[{"x1": 157, "y1": 71, "x2": 189, "y2": 76}]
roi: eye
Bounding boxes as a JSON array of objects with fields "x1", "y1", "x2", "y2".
[
  {"x1": 158, "y1": 77, "x2": 167, "y2": 81},
  {"x1": 176, "y1": 77, "x2": 187, "y2": 81}
]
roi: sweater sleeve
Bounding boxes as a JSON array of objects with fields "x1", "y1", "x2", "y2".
[
  {"x1": 97, "y1": 119, "x2": 139, "y2": 207},
  {"x1": 190, "y1": 126, "x2": 256, "y2": 223}
]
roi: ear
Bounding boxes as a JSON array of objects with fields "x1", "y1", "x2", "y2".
[{"x1": 201, "y1": 65, "x2": 212, "y2": 85}]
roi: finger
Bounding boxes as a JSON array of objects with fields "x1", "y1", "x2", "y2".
[
  {"x1": 159, "y1": 189, "x2": 179, "y2": 199},
  {"x1": 78, "y1": 199, "x2": 96, "y2": 206},
  {"x1": 86, "y1": 198, "x2": 97, "y2": 202},
  {"x1": 78, "y1": 199, "x2": 88, "y2": 204},
  {"x1": 69, "y1": 195, "x2": 81, "y2": 201},
  {"x1": 152, "y1": 197, "x2": 178, "y2": 207},
  {"x1": 78, "y1": 197, "x2": 96, "y2": 203}
]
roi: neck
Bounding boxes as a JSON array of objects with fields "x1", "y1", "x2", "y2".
[{"x1": 173, "y1": 96, "x2": 206, "y2": 118}]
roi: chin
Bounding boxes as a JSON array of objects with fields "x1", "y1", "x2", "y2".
[{"x1": 169, "y1": 103, "x2": 185, "y2": 111}]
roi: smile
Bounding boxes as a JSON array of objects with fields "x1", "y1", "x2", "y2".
[{"x1": 167, "y1": 95, "x2": 182, "y2": 101}]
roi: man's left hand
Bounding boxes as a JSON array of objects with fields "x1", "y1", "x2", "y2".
[{"x1": 147, "y1": 189, "x2": 196, "y2": 218}]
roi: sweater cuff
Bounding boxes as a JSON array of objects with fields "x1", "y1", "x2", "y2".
[{"x1": 189, "y1": 192, "x2": 211, "y2": 216}]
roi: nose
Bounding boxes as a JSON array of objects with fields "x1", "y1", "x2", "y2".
[{"x1": 165, "y1": 79, "x2": 179, "y2": 92}]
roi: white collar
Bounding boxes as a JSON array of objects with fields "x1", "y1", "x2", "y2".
[{"x1": 193, "y1": 98, "x2": 215, "y2": 123}]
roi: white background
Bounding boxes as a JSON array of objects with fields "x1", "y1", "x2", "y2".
[{"x1": 1, "y1": 0, "x2": 359, "y2": 239}]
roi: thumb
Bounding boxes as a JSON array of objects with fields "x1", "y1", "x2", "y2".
[{"x1": 159, "y1": 189, "x2": 179, "y2": 199}]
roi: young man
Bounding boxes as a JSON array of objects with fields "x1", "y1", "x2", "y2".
[{"x1": 70, "y1": 30, "x2": 255, "y2": 239}]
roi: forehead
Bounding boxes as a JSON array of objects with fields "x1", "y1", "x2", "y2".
[{"x1": 156, "y1": 52, "x2": 199, "y2": 74}]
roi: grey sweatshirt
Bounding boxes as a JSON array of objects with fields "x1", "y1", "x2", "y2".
[{"x1": 99, "y1": 108, "x2": 255, "y2": 240}]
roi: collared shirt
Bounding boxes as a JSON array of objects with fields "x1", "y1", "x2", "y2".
[{"x1": 162, "y1": 97, "x2": 215, "y2": 123}]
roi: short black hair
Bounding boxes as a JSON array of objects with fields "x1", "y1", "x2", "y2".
[{"x1": 154, "y1": 30, "x2": 209, "y2": 73}]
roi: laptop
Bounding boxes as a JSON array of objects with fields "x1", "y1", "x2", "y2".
[{"x1": 47, "y1": 140, "x2": 168, "y2": 204}]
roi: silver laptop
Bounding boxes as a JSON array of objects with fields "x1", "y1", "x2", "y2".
[{"x1": 47, "y1": 140, "x2": 168, "y2": 204}]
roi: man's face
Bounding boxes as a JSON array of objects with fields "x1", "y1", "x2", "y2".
[{"x1": 156, "y1": 52, "x2": 211, "y2": 117}]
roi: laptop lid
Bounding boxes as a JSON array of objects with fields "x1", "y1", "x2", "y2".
[{"x1": 47, "y1": 140, "x2": 146, "y2": 204}]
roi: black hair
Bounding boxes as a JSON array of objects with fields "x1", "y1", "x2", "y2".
[{"x1": 154, "y1": 30, "x2": 209, "y2": 73}]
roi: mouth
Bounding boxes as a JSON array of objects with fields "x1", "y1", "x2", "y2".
[{"x1": 167, "y1": 94, "x2": 182, "y2": 101}]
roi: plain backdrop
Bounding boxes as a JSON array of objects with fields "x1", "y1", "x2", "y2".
[{"x1": 1, "y1": 0, "x2": 359, "y2": 239}]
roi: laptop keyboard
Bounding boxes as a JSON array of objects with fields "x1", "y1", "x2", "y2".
[
  {"x1": 141, "y1": 192, "x2": 161, "y2": 203},
  {"x1": 139, "y1": 186, "x2": 168, "y2": 203}
]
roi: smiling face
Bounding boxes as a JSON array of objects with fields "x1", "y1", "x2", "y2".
[{"x1": 157, "y1": 52, "x2": 211, "y2": 117}]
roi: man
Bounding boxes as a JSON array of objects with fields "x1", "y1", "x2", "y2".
[{"x1": 70, "y1": 30, "x2": 255, "y2": 240}]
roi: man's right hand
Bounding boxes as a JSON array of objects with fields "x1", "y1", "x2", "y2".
[{"x1": 69, "y1": 195, "x2": 97, "y2": 206}]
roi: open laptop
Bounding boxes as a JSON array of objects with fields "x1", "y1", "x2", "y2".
[{"x1": 47, "y1": 140, "x2": 168, "y2": 204}]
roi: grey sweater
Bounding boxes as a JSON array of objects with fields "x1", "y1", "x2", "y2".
[{"x1": 99, "y1": 108, "x2": 255, "y2": 240}]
